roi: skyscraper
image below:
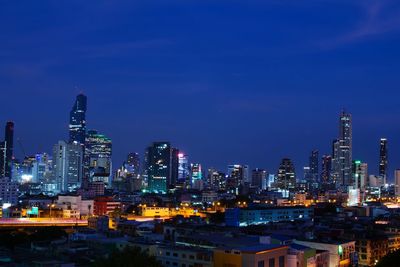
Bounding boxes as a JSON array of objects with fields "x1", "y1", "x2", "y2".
[
  {"x1": 226, "y1": 164, "x2": 249, "y2": 190},
  {"x1": 53, "y1": 140, "x2": 83, "y2": 192},
  {"x1": 379, "y1": 138, "x2": 388, "y2": 179},
  {"x1": 177, "y1": 153, "x2": 190, "y2": 188},
  {"x1": 334, "y1": 111, "x2": 352, "y2": 188},
  {"x1": 0, "y1": 122, "x2": 15, "y2": 178},
  {"x1": 0, "y1": 141, "x2": 6, "y2": 177},
  {"x1": 321, "y1": 155, "x2": 332, "y2": 186},
  {"x1": 126, "y1": 152, "x2": 140, "y2": 177},
  {"x1": 251, "y1": 168, "x2": 267, "y2": 190},
  {"x1": 352, "y1": 160, "x2": 368, "y2": 190},
  {"x1": 145, "y1": 142, "x2": 178, "y2": 193},
  {"x1": 276, "y1": 158, "x2": 296, "y2": 190},
  {"x1": 207, "y1": 168, "x2": 226, "y2": 191},
  {"x1": 309, "y1": 150, "x2": 319, "y2": 183},
  {"x1": 85, "y1": 130, "x2": 112, "y2": 174},
  {"x1": 395, "y1": 170, "x2": 400, "y2": 196},
  {"x1": 191, "y1": 163, "x2": 203, "y2": 190},
  {"x1": 69, "y1": 94, "x2": 87, "y2": 144}
]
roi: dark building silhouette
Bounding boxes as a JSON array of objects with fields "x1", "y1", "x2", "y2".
[
  {"x1": 379, "y1": 138, "x2": 388, "y2": 179},
  {"x1": 0, "y1": 122, "x2": 14, "y2": 178},
  {"x1": 309, "y1": 150, "x2": 319, "y2": 183},
  {"x1": 321, "y1": 155, "x2": 332, "y2": 186}
]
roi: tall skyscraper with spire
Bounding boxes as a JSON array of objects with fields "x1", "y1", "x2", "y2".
[
  {"x1": 336, "y1": 111, "x2": 352, "y2": 188},
  {"x1": 69, "y1": 93, "x2": 87, "y2": 145},
  {"x1": 379, "y1": 138, "x2": 388, "y2": 180}
]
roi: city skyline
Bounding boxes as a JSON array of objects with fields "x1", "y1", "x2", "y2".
[{"x1": 0, "y1": 93, "x2": 395, "y2": 182}]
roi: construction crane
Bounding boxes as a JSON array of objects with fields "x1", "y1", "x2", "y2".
[{"x1": 17, "y1": 138, "x2": 27, "y2": 158}]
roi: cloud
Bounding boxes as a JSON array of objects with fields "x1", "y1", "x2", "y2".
[{"x1": 318, "y1": 0, "x2": 400, "y2": 49}]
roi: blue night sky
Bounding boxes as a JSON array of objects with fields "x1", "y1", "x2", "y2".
[{"x1": 1, "y1": 0, "x2": 400, "y2": 180}]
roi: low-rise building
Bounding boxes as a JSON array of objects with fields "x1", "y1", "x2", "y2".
[
  {"x1": 225, "y1": 206, "x2": 314, "y2": 227},
  {"x1": 214, "y1": 244, "x2": 288, "y2": 267},
  {"x1": 294, "y1": 240, "x2": 356, "y2": 267}
]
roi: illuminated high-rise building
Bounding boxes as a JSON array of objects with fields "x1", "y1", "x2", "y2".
[
  {"x1": 251, "y1": 168, "x2": 267, "y2": 190},
  {"x1": 276, "y1": 158, "x2": 296, "y2": 190},
  {"x1": 191, "y1": 163, "x2": 203, "y2": 190},
  {"x1": 31, "y1": 153, "x2": 52, "y2": 184},
  {"x1": 352, "y1": 160, "x2": 368, "y2": 190},
  {"x1": 207, "y1": 168, "x2": 226, "y2": 190},
  {"x1": 85, "y1": 130, "x2": 112, "y2": 176},
  {"x1": 69, "y1": 94, "x2": 87, "y2": 145},
  {"x1": 0, "y1": 122, "x2": 14, "y2": 178},
  {"x1": 379, "y1": 138, "x2": 388, "y2": 179},
  {"x1": 333, "y1": 111, "x2": 352, "y2": 188},
  {"x1": 145, "y1": 142, "x2": 178, "y2": 193},
  {"x1": 395, "y1": 170, "x2": 400, "y2": 196},
  {"x1": 0, "y1": 141, "x2": 6, "y2": 177},
  {"x1": 53, "y1": 140, "x2": 83, "y2": 192},
  {"x1": 127, "y1": 152, "x2": 140, "y2": 176},
  {"x1": 227, "y1": 164, "x2": 249, "y2": 189},
  {"x1": 177, "y1": 153, "x2": 190, "y2": 188},
  {"x1": 4, "y1": 122, "x2": 14, "y2": 178}
]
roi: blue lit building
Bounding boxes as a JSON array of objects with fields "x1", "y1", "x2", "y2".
[
  {"x1": 225, "y1": 206, "x2": 314, "y2": 227},
  {"x1": 145, "y1": 142, "x2": 178, "y2": 193}
]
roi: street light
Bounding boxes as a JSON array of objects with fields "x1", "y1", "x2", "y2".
[{"x1": 48, "y1": 204, "x2": 55, "y2": 218}]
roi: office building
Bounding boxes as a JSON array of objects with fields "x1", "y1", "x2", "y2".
[
  {"x1": 0, "y1": 122, "x2": 14, "y2": 178},
  {"x1": 395, "y1": 170, "x2": 400, "y2": 196},
  {"x1": 352, "y1": 160, "x2": 368, "y2": 190},
  {"x1": 251, "y1": 168, "x2": 267, "y2": 190},
  {"x1": 31, "y1": 153, "x2": 52, "y2": 184},
  {"x1": 85, "y1": 130, "x2": 112, "y2": 185},
  {"x1": 69, "y1": 93, "x2": 87, "y2": 145},
  {"x1": 321, "y1": 155, "x2": 332, "y2": 186},
  {"x1": 53, "y1": 141, "x2": 83, "y2": 192},
  {"x1": 126, "y1": 152, "x2": 140, "y2": 177},
  {"x1": 145, "y1": 142, "x2": 178, "y2": 193},
  {"x1": 0, "y1": 177, "x2": 19, "y2": 205},
  {"x1": 227, "y1": 164, "x2": 249, "y2": 190},
  {"x1": 379, "y1": 138, "x2": 388, "y2": 179},
  {"x1": 276, "y1": 158, "x2": 296, "y2": 191},
  {"x1": 4, "y1": 122, "x2": 14, "y2": 178},
  {"x1": 333, "y1": 111, "x2": 352, "y2": 188},
  {"x1": 177, "y1": 153, "x2": 190, "y2": 188},
  {"x1": 207, "y1": 168, "x2": 226, "y2": 190},
  {"x1": 191, "y1": 163, "x2": 203, "y2": 190},
  {"x1": 309, "y1": 150, "x2": 319, "y2": 183}
]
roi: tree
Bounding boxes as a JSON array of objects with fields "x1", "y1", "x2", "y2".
[
  {"x1": 93, "y1": 247, "x2": 162, "y2": 267},
  {"x1": 376, "y1": 250, "x2": 400, "y2": 267}
]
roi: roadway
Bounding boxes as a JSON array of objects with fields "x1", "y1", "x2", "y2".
[{"x1": 0, "y1": 218, "x2": 88, "y2": 228}]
